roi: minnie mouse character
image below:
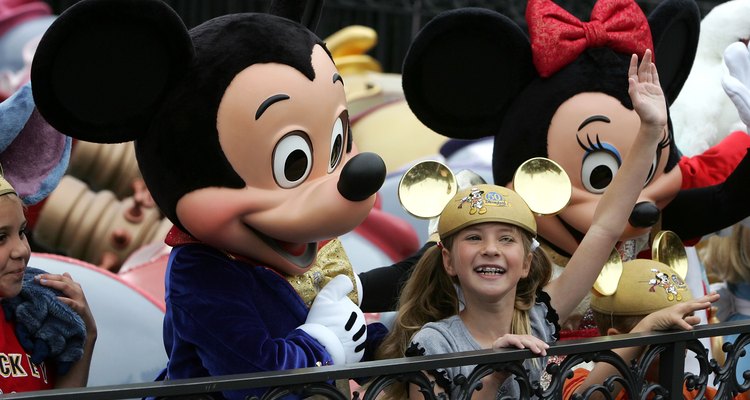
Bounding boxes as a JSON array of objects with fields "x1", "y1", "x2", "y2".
[
  {"x1": 28, "y1": 0, "x2": 424, "y2": 398},
  {"x1": 401, "y1": 0, "x2": 750, "y2": 334}
]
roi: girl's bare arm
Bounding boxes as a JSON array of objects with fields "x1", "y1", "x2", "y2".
[{"x1": 546, "y1": 49, "x2": 668, "y2": 322}]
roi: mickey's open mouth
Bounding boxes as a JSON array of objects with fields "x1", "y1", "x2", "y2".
[{"x1": 245, "y1": 223, "x2": 317, "y2": 268}]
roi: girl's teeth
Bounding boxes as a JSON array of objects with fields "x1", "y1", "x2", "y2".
[{"x1": 476, "y1": 267, "x2": 505, "y2": 274}]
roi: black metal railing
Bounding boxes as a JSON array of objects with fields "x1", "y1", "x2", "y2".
[{"x1": 5, "y1": 319, "x2": 750, "y2": 400}]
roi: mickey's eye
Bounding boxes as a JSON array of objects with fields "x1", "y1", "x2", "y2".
[
  {"x1": 273, "y1": 132, "x2": 312, "y2": 188},
  {"x1": 580, "y1": 142, "x2": 621, "y2": 194},
  {"x1": 329, "y1": 112, "x2": 348, "y2": 173}
]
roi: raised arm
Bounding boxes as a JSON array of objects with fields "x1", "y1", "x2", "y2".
[{"x1": 545, "y1": 49, "x2": 668, "y2": 322}]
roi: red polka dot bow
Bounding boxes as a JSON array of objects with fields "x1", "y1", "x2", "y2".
[{"x1": 526, "y1": 0, "x2": 654, "y2": 78}]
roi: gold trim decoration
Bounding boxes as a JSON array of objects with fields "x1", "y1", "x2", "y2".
[{"x1": 286, "y1": 239, "x2": 359, "y2": 307}]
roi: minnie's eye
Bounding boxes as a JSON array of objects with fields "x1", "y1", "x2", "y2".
[
  {"x1": 272, "y1": 132, "x2": 312, "y2": 188},
  {"x1": 329, "y1": 113, "x2": 347, "y2": 172},
  {"x1": 581, "y1": 148, "x2": 621, "y2": 194}
]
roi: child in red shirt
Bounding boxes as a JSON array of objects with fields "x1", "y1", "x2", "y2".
[
  {"x1": 0, "y1": 173, "x2": 97, "y2": 394},
  {"x1": 0, "y1": 306, "x2": 55, "y2": 393}
]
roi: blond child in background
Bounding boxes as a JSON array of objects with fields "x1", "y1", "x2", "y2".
[
  {"x1": 563, "y1": 259, "x2": 729, "y2": 399},
  {"x1": 700, "y1": 222, "x2": 750, "y2": 385}
]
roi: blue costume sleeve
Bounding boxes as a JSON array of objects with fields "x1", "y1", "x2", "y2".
[
  {"x1": 362, "y1": 322, "x2": 388, "y2": 361},
  {"x1": 164, "y1": 245, "x2": 334, "y2": 382}
]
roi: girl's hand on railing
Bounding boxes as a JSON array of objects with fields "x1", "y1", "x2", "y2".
[{"x1": 492, "y1": 334, "x2": 550, "y2": 356}]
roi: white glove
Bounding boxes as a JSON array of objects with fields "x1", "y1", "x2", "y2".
[
  {"x1": 722, "y1": 41, "x2": 750, "y2": 130},
  {"x1": 298, "y1": 274, "x2": 367, "y2": 365},
  {"x1": 353, "y1": 273, "x2": 363, "y2": 306}
]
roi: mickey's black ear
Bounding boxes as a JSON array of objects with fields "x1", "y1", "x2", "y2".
[
  {"x1": 402, "y1": 8, "x2": 535, "y2": 140},
  {"x1": 648, "y1": 0, "x2": 700, "y2": 105},
  {"x1": 31, "y1": 0, "x2": 194, "y2": 144},
  {"x1": 269, "y1": 0, "x2": 324, "y2": 31}
]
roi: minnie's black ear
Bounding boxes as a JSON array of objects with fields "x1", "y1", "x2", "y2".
[
  {"x1": 269, "y1": 0, "x2": 324, "y2": 31},
  {"x1": 648, "y1": 0, "x2": 701, "y2": 105},
  {"x1": 402, "y1": 8, "x2": 535, "y2": 140},
  {"x1": 30, "y1": 0, "x2": 193, "y2": 144}
]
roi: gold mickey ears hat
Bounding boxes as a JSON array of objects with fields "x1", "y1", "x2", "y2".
[
  {"x1": 591, "y1": 258, "x2": 692, "y2": 316},
  {"x1": 438, "y1": 184, "x2": 537, "y2": 239}
]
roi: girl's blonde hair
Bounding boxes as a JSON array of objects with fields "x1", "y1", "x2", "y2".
[
  {"x1": 374, "y1": 226, "x2": 551, "y2": 399},
  {"x1": 700, "y1": 224, "x2": 750, "y2": 284}
]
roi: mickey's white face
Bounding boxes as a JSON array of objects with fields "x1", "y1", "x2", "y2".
[{"x1": 176, "y1": 45, "x2": 376, "y2": 275}]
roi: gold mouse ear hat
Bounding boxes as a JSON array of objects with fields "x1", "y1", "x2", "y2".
[
  {"x1": 0, "y1": 166, "x2": 17, "y2": 197},
  {"x1": 397, "y1": 158, "x2": 569, "y2": 241},
  {"x1": 591, "y1": 258, "x2": 692, "y2": 316},
  {"x1": 438, "y1": 184, "x2": 537, "y2": 238}
]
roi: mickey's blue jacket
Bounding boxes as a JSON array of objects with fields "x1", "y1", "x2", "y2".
[{"x1": 161, "y1": 243, "x2": 387, "y2": 400}]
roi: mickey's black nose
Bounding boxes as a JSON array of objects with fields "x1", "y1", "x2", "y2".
[
  {"x1": 628, "y1": 201, "x2": 660, "y2": 228},
  {"x1": 337, "y1": 152, "x2": 386, "y2": 201}
]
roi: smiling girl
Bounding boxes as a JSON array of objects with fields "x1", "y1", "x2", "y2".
[{"x1": 377, "y1": 50, "x2": 668, "y2": 399}]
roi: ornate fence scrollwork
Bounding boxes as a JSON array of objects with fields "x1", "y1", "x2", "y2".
[
  {"x1": 457, "y1": 360, "x2": 532, "y2": 399},
  {"x1": 679, "y1": 338, "x2": 712, "y2": 399},
  {"x1": 4, "y1": 321, "x2": 750, "y2": 399},
  {"x1": 715, "y1": 332, "x2": 750, "y2": 399},
  {"x1": 258, "y1": 382, "x2": 350, "y2": 400},
  {"x1": 357, "y1": 370, "x2": 442, "y2": 399}
]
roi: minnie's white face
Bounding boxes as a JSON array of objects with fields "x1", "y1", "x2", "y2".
[
  {"x1": 0, "y1": 195, "x2": 29, "y2": 299},
  {"x1": 176, "y1": 45, "x2": 377, "y2": 275},
  {"x1": 535, "y1": 92, "x2": 680, "y2": 256}
]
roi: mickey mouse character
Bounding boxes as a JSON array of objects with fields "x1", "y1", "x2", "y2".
[
  {"x1": 29, "y1": 0, "x2": 424, "y2": 398},
  {"x1": 401, "y1": 0, "x2": 750, "y2": 334},
  {"x1": 458, "y1": 187, "x2": 487, "y2": 215}
]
